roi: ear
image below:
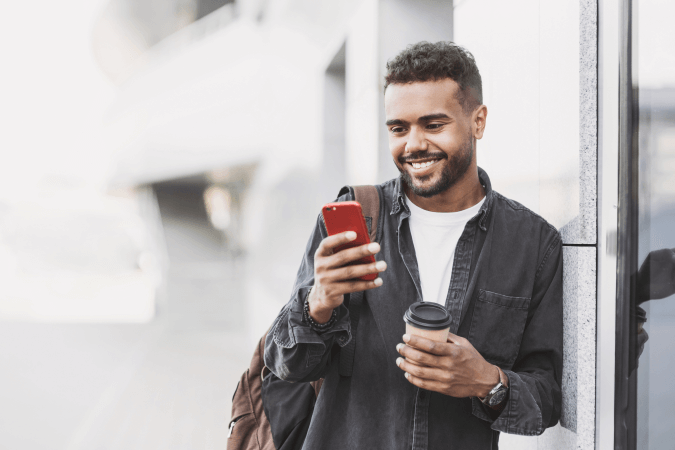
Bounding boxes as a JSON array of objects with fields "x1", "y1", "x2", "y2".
[{"x1": 473, "y1": 105, "x2": 488, "y2": 140}]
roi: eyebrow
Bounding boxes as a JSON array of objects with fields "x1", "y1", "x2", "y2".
[
  {"x1": 419, "y1": 113, "x2": 450, "y2": 122},
  {"x1": 385, "y1": 113, "x2": 450, "y2": 126}
]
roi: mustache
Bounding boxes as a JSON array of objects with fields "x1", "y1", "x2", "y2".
[{"x1": 398, "y1": 151, "x2": 447, "y2": 164}]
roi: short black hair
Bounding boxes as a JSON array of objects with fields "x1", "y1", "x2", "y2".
[{"x1": 384, "y1": 41, "x2": 483, "y2": 113}]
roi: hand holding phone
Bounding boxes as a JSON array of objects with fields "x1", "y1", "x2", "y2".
[
  {"x1": 322, "y1": 202, "x2": 378, "y2": 281},
  {"x1": 307, "y1": 202, "x2": 387, "y2": 324}
]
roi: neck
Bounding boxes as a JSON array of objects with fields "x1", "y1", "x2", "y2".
[{"x1": 405, "y1": 167, "x2": 485, "y2": 213}]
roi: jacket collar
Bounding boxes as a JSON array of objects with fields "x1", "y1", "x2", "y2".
[{"x1": 391, "y1": 166, "x2": 494, "y2": 231}]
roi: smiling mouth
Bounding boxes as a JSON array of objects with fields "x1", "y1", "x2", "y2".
[
  {"x1": 405, "y1": 158, "x2": 442, "y2": 170},
  {"x1": 409, "y1": 160, "x2": 436, "y2": 169}
]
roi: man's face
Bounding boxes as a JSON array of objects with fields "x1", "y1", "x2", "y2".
[{"x1": 384, "y1": 79, "x2": 478, "y2": 198}]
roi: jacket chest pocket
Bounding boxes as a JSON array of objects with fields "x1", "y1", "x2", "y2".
[{"x1": 468, "y1": 289, "x2": 531, "y2": 369}]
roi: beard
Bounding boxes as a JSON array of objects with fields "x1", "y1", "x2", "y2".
[{"x1": 396, "y1": 133, "x2": 474, "y2": 198}]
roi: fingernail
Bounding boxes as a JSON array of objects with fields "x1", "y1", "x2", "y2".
[
  {"x1": 375, "y1": 261, "x2": 387, "y2": 271},
  {"x1": 402, "y1": 334, "x2": 410, "y2": 343},
  {"x1": 396, "y1": 357, "x2": 403, "y2": 367},
  {"x1": 373, "y1": 278, "x2": 383, "y2": 286},
  {"x1": 346, "y1": 231, "x2": 357, "y2": 240},
  {"x1": 396, "y1": 343, "x2": 403, "y2": 352},
  {"x1": 368, "y1": 243, "x2": 380, "y2": 253},
  {"x1": 404, "y1": 372, "x2": 409, "y2": 379}
]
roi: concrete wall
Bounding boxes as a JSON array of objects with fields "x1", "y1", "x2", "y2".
[{"x1": 454, "y1": 0, "x2": 598, "y2": 448}]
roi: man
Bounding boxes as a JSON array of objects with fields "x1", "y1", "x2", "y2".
[{"x1": 264, "y1": 41, "x2": 563, "y2": 449}]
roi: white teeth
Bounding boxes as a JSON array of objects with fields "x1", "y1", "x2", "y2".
[{"x1": 411, "y1": 161, "x2": 434, "y2": 169}]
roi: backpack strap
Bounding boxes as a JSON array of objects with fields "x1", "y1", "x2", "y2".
[
  {"x1": 338, "y1": 184, "x2": 383, "y2": 377},
  {"x1": 338, "y1": 290, "x2": 364, "y2": 377}
]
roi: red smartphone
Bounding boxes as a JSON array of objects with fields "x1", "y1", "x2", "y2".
[{"x1": 321, "y1": 201, "x2": 378, "y2": 281}]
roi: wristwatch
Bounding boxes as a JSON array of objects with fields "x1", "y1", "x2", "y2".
[{"x1": 480, "y1": 367, "x2": 509, "y2": 407}]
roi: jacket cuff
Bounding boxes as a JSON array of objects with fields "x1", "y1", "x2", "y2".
[
  {"x1": 474, "y1": 370, "x2": 544, "y2": 436},
  {"x1": 273, "y1": 286, "x2": 351, "y2": 350},
  {"x1": 470, "y1": 369, "x2": 508, "y2": 424}
]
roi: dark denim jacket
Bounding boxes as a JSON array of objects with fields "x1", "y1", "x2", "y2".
[{"x1": 264, "y1": 168, "x2": 563, "y2": 450}]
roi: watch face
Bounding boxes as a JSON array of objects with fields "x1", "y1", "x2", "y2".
[{"x1": 489, "y1": 388, "x2": 508, "y2": 406}]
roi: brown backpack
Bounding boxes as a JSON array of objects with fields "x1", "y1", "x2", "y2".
[{"x1": 227, "y1": 185, "x2": 383, "y2": 450}]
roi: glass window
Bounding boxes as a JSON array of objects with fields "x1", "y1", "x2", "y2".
[{"x1": 631, "y1": 0, "x2": 675, "y2": 448}]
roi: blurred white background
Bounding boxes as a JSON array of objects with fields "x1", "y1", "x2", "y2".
[{"x1": 0, "y1": 0, "x2": 144, "y2": 322}]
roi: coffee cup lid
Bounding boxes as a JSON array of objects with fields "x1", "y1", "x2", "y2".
[{"x1": 403, "y1": 302, "x2": 452, "y2": 330}]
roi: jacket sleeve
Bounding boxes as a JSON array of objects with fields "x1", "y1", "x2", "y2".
[
  {"x1": 472, "y1": 232, "x2": 564, "y2": 435},
  {"x1": 263, "y1": 213, "x2": 352, "y2": 383}
]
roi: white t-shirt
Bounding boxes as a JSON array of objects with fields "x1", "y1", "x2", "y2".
[{"x1": 406, "y1": 195, "x2": 486, "y2": 305}]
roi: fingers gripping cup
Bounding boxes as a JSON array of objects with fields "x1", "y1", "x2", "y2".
[{"x1": 403, "y1": 302, "x2": 452, "y2": 343}]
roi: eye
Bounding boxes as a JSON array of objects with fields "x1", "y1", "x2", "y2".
[
  {"x1": 426, "y1": 123, "x2": 443, "y2": 130},
  {"x1": 390, "y1": 127, "x2": 406, "y2": 134}
]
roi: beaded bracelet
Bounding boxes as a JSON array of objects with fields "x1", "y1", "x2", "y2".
[{"x1": 303, "y1": 288, "x2": 338, "y2": 332}]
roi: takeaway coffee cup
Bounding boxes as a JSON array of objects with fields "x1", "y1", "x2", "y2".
[{"x1": 403, "y1": 302, "x2": 452, "y2": 343}]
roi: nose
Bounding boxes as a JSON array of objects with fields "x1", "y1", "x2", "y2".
[{"x1": 404, "y1": 126, "x2": 428, "y2": 153}]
